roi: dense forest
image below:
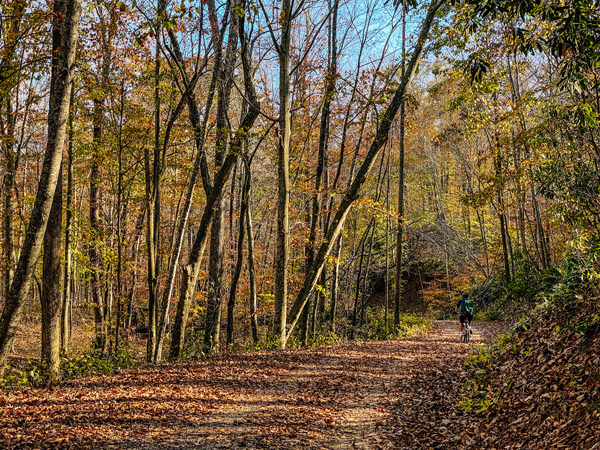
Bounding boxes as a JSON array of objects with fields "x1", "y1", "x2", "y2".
[
  {"x1": 1, "y1": 0, "x2": 600, "y2": 424},
  {"x1": 1, "y1": 0, "x2": 599, "y2": 370},
  {"x1": 1, "y1": 0, "x2": 599, "y2": 447}
]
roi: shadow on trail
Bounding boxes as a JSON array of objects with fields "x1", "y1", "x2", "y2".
[{"x1": 0, "y1": 321, "x2": 498, "y2": 449}]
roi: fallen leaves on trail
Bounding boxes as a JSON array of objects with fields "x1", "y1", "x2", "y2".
[{"x1": 0, "y1": 322, "x2": 496, "y2": 449}]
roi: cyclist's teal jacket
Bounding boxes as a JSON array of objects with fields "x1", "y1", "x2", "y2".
[{"x1": 457, "y1": 298, "x2": 474, "y2": 316}]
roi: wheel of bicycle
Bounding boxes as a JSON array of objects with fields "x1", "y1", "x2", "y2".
[{"x1": 462, "y1": 323, "x2": 469, "y2": 343}]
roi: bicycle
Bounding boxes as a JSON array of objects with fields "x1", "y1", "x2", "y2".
[{"x1": 461, "y1": 319, "x2": 471, "y2": 343}]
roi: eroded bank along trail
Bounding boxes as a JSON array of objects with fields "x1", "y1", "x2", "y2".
[{"x1": 0, "y1": 321, "x2": 500, "y2": 449}]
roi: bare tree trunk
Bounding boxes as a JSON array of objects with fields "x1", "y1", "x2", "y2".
[
  {"x1": 351, "y1": 227, "x2": 368, "y2": 336},
  {"x1": 41, "y1": 167, "x2": 62, "y2": 380},
  {"x1": 2, "y1": 145, "x2": 17, "y2": 306},
  {"x1": 384, "y1": 141, "x2": 391, "y2": 335},
  {"x1": 0, "y1": 0, "x2": 80, "y2": 373},
  {"x1": 274, "y1": 0, "x2": 293, "y2": 347},
  {"x1": 40, "y1": 1, "x2": 68, "y2": 375},
  {"x1": 61, "y1": 84, "x2": 75, "y2": 354},
  {"x1": 394, "y1": 6, "x2": 407, "y2": 328},
  {"x1": 170, "y1": 14, "x2": 259, "y2": 358},
  {"x1": 89, "y1": 97, "x2": 106, "y2": 351},
  {"x1": 307, "y1": 0, "x2": 338, "y2": 286},
  {"x1": 115, "y1": 83, "x2": 125, "y2": 350},
  {"x1": 246, "y1": 167, "x2": 259, "y2": 343},
  {"x1": 329, "y1": 234, "x2": 342, "y2": 331},
  {"x1": 155, "y1": 0, "x2": 225, "y2": 362},
  {"x1": 226, "y1": 151, "x2": 251, "y2": 346},
  {"x1": 145, "y1": 37, "x2": 161, "y2": 362},
  {"x1": 494, "y1": 142, "x2": 512, "y2": 282},
  {"x1": 204, "y1": 9, "x2": 239, "y2": 352},
  {"x1": 0, "y1": 0, "x2": 26, "y2": 308}
]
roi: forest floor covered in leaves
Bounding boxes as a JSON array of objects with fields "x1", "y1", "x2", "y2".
[{"x1": 0, "y1": 321, "x2": 503, "y2": 449}]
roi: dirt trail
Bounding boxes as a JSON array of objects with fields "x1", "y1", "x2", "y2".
[{"x1": 0, "y1": 321, "x2": 500, "y2": 449}]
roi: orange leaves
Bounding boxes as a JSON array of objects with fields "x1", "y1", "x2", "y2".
[{"x1": 0, "y1": 321, "x2": 495, "y2": 448}]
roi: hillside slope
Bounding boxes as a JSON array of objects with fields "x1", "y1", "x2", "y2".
[{"x1": 462, "y1": 297, "x2": 600, "y2": 449}]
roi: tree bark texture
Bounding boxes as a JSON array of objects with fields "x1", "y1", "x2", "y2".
[
  {"x1": 204, "y1": 8, "x2": 239, "y2": 352},
  {"x1": 274, "y1": 0, "x2": 292, "y2": 347},
  {"x1": 0, "y1": 0, "x2": 81, "y2": 373}
]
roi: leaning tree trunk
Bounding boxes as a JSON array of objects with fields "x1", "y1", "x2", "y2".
[
  {"x1": 41, "y1": 3, "x2": 67, "y2": 374},
  {"x1": 0, "y1": 0, "x2": 81, "y2": 374},
  {"x1": 170, "y1": 14, "x2": 259, "y2": 358},
  {"x1": 285, "y1": 0, "x2": 443, "y2": 344}
]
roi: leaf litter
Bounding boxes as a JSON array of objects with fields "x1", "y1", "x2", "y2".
[{"x1": 3, "y1": 319, "x2": 593, "y2": 449}]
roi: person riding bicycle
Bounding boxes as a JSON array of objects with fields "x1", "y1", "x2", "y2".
[{"x1": 455, "y1": 292, "x2": 474, "y2": 340}]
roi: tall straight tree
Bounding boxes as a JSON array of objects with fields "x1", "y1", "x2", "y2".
[
  {"x1": 165, "y1": 0, "x2": 229, "y2": 360},
  {"x1": 306, "y1": 0, "x2": 338, "y2": 335},
  {"x1": 145, "y1": 24, "x2": 161, "y2": 362},
  {"x1": 87, "y1": 1, "x2": 118, "y2": 351},
  {"x1": 394, "y1": 4, "x2": 407, "y2": 328},
  {"x1": 40, "y1": 0, "x2": 72, "y2": 379},
  {"x1": 152, "y1": 0, "x2": 215, "y2": 362},
  {"x1": 0, "y1": 0, "x2": 81, "y2": 374},
  {"x1": 61, "y1": 84, "x2": 76, "y2": 353},
  {"x1": 204, "y1": 6, "x2": 239, "y2": 352},
  {"x1": 273, "y1": 0, "x2": 292, "y2": 346}
]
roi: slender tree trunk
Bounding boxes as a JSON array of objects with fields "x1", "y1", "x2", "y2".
[
  {"x1": 274, "y1": 0, "x2": 292, "y2": 347},
  {"x1": 204, "y1": 10, "x2": 239, "y2": 352},
  {"x1": 495, "y1": 143, "x2": 512, "y2": 282},
  {"x1": 246, "y1": 168, "x2": 259, "y2": 343},
  {"x1": 384, "y1": 141, "x2": 391, "y2": 334},
  {"x1": 351, "y1": 229, "x2": 367, "y2": 335},
  {"x1": 155, "y1": 0, "x2": 225, "y2": 362},
  {"x1": 0, "y1": 0, "x2": 81, "y2": 373},
  {"x1": 145, "y1": 38, "x2": 161, "y2": 362},
  {"x1": 0, "y1": 0, "x2": 26, "y2": 308},
  {"x1": 61, "y1": 84, "x2": 75, "y2": 354},
  {"x1": 394, "y1": 6, "x2": 407, "y2": 328},
  {"x1": 226, "y1": 153, "x2": 251, "y2": 346},
  {"x1": 89, "y1": 97, "x2": 106, "y2": 351},
  {"x1": 115, "y1": 83, "x2": 125, "y2": 350},
  {"x1": 329, "y1": 233, "x2": 342, "y2": 331},
  {"x1": 2, "y1": 146, "x2": 17, "y2": 306}
]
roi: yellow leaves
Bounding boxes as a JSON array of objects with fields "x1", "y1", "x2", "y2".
[{"x1": 233, "y1": 6, "x2": 245, "y2": 18}]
